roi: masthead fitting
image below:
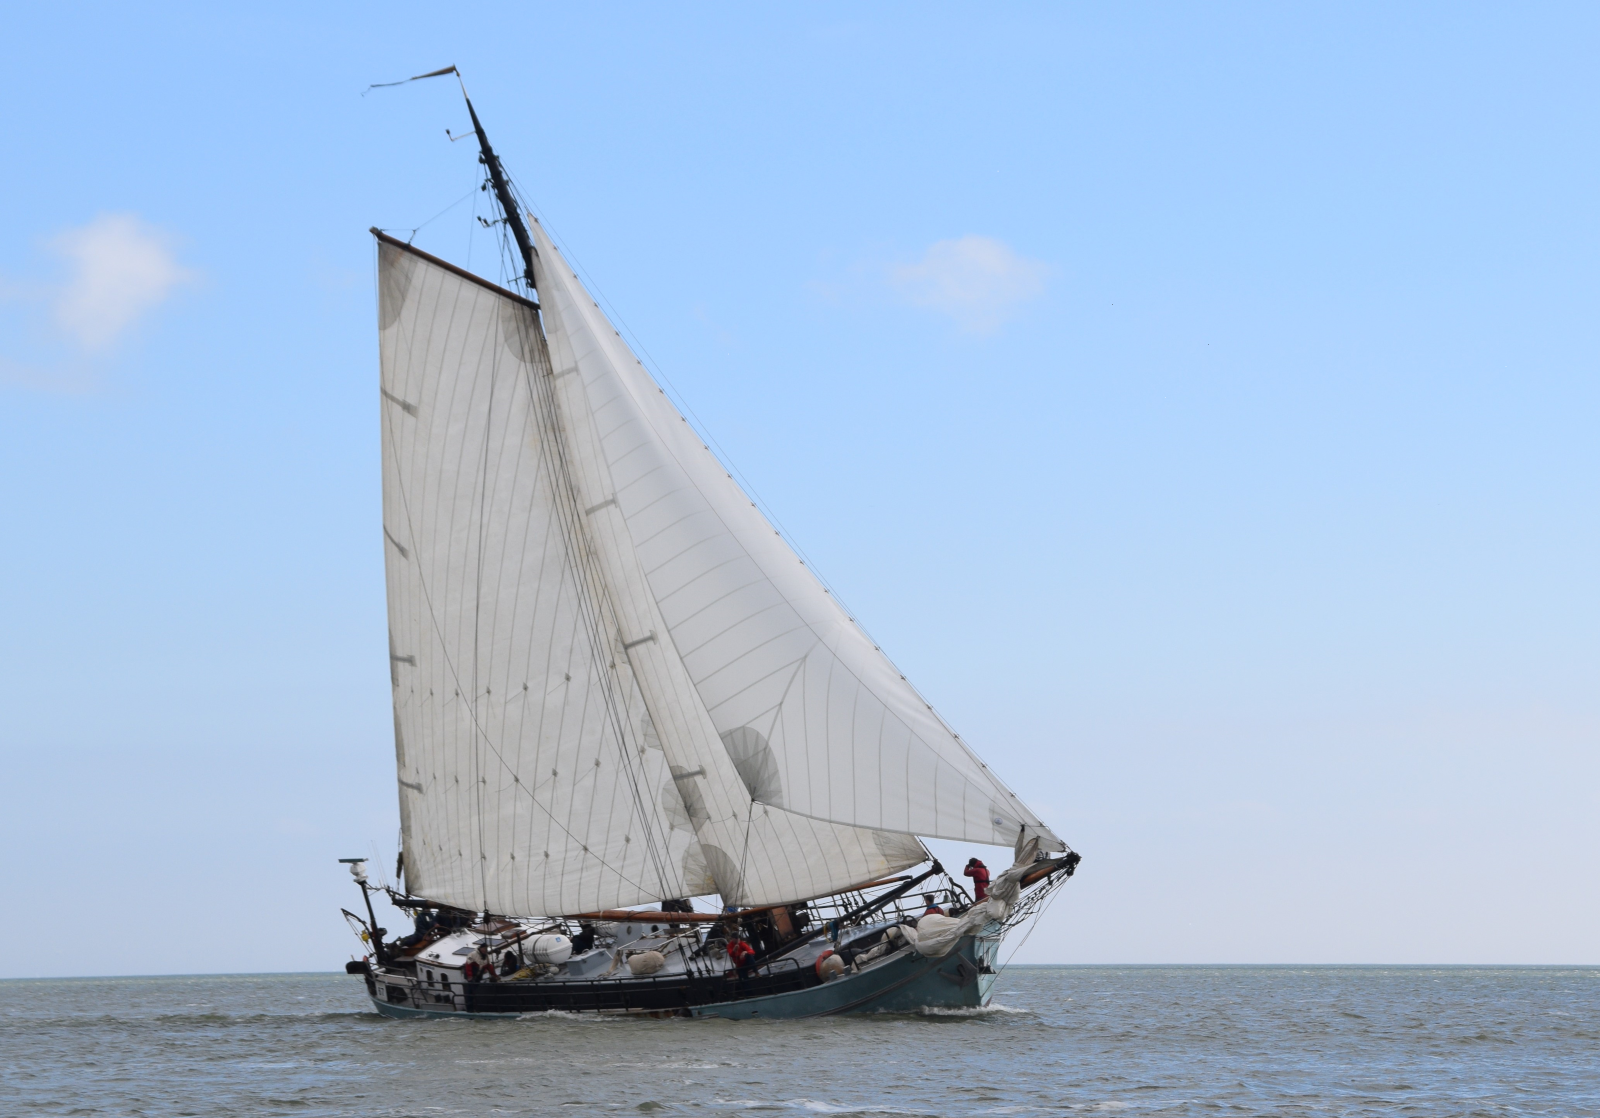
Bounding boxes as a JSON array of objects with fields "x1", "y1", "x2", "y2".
[{"x1": 363, "y1": 66, "x2": 538, "y2": 299}]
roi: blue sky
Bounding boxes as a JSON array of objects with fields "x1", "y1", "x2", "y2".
[{"x1": 2, "y1": 3, "x2": 1596, "y2": 976}]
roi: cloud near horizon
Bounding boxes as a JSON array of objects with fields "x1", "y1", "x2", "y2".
[
  {"x1": 887, "y1": 235, "x2": 1049, "y2": 333},
  {"x1": 2, "y1": 213, "x2": 193, "y2": 390}
]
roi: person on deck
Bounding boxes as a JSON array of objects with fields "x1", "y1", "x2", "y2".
[
  {"x1": 964, "y1": 857, "x2": 990, "y2": 902},
  {"x1": 571, "y1": 923, "x2": 596, "y2": 954},
  {"x1": 727, "y1": 938, "x2": 755, "y2": 976},
  {"x1": 724, "y1": 923, "x2": 756, "y2": 977},
  {"x1": 466, "y1": 944, "x2": 494, "y2": 982},
  {"x1": 397, "y1": 907, "x2": 437, "y2": 949},
  {"x1": 922, "y1": 894, "x2": 946, "y2": 917},
  {"x1": 748, "y1": 912, "x2": 775, "y2": 955}
]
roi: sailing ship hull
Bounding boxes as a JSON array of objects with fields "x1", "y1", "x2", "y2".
[{"x1": 361, "y1": 931, "x2": 1000, "y2": 1021}]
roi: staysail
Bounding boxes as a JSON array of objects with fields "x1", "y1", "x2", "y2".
[
  {"x1": 530, "y1": 242, "x2": 928, "y2": 908},
  {"x1": 377, "y1": 235, "x2": 923, "y2": 914},
  {"x1": 526, "y1": 219, "x2": 1064, "y2": 853}
]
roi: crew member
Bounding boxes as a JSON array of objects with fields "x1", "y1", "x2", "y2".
[
  {"x1": 964, "y1": 857, "x2": 990, "y2": 901},
  {"x1": 922, "y1": 893, "x2": 946, "y2": 917},
  {"x1": 571, "y1": 923, "x2": 596, "y2": 954},
  {"x1": 725, "y1": 924, "x2": 756, "y2": 977},
  {"x1": 466, "y1": 944, "x2": 493, "y2": 982},
  {"x1": 398, "y1": 907, "x2": 437, "y2": 949}
]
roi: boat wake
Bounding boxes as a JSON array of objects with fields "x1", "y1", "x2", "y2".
[
  {"x1": 914, "y1": 1002, "x2": 1030, "y2": 1018},
  {"x1": 513, "y1": 1009, "x2": 620, "y2": 1024}
]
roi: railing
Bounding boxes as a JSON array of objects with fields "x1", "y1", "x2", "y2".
[{"x1": 386, "y1": 854, "x2": 1075, "y2": 985}]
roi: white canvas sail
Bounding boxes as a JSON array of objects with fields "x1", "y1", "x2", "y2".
[
  {"x1": 527, "y1": 219, "x2": 1062, "y2": 853},
  {"x1": 378, "y1": 235, "x2": 921, "y2": 914},
  {"x1": 378, "y1": 237, "x2": 713, "y2": 916},
  {"x1": 533, "y1": 243, "x2": 927, "y2": 907}
]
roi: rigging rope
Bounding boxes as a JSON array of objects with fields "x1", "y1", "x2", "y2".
[
  {"x1": 398, "y1": 186, "x2": 477, "y2": 245},
  {"x1": 511, "y1": 298, "x2": 681, "y2": 905}
]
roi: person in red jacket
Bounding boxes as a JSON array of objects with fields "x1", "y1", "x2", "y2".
[
  {"x1": 964, "y1": 857, "x2": 990, "y2": 902},
  {"x1": 726, "y1": 936, "x2": 756, "y2": 976}
]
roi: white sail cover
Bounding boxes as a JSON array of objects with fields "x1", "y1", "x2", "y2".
[
  {"x1": 527, "y1": 220, "x2": 1062, "y2": 853},
  {"x1": 377, "y1": 235, "x2": 924, "y2": 914}
]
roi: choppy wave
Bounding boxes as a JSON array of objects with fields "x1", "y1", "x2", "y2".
[
  {"x1": 714, "y1": 1101, "x2": 931, "y2": 1115},
  {"x1": 5, "y1": 968, "x2": 1598, "y2": 1117}
]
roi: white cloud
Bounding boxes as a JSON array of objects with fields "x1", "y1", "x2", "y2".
[
  {"x1": 1, "y1": 214, "x2": 193, "y2": 392},
  {"x1": 887, "y1": 235, "x2": 1050, "y2": 333},
  {"x1": 50, "y1": 213, "x2": 193, "y2": 350}
]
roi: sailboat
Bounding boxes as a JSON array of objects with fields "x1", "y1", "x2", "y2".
[{"x1": 341, "y1": 72, "x2": 1079, "y2": 1019}]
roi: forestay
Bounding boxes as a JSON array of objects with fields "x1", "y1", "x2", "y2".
[{"x1": 526, "y1": 220, "x2": 1062, "y2": 852}]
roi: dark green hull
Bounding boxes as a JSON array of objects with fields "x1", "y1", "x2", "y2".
[{"x1": 367, "y1": 931, "x2": 999, "y2": 1021}]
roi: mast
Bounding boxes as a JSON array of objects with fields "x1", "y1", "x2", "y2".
[{"x1": 463, "y1": 95, "x2": 538, "y2": 299}]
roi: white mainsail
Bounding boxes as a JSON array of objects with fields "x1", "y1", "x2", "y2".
[
  {"x1": 379, "y1": 240, "x2": 709, "y2": 915},
  {"x1": 526, "y1": 220, "x2": 1063, "y2": 854},
  {"x1": 378, "y1": 237, "x2": 923, "y2": 914}
]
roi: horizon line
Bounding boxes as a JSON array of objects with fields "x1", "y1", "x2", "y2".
[{"x1": 4, "y1": 962, "x2": 1598, "y2": 982}]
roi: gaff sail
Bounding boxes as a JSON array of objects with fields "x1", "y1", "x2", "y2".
[{"x1": 377, "y1": 237, "x2": 924, "y2": 915}]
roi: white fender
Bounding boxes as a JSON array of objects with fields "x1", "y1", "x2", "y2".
[{"x1": 526, "y1": 934, "x2": 572, "y2": 964}]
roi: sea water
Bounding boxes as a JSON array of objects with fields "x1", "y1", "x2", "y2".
[{"x1": 2, "y1": 966, "x2": 1596, "y2": 1116}]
